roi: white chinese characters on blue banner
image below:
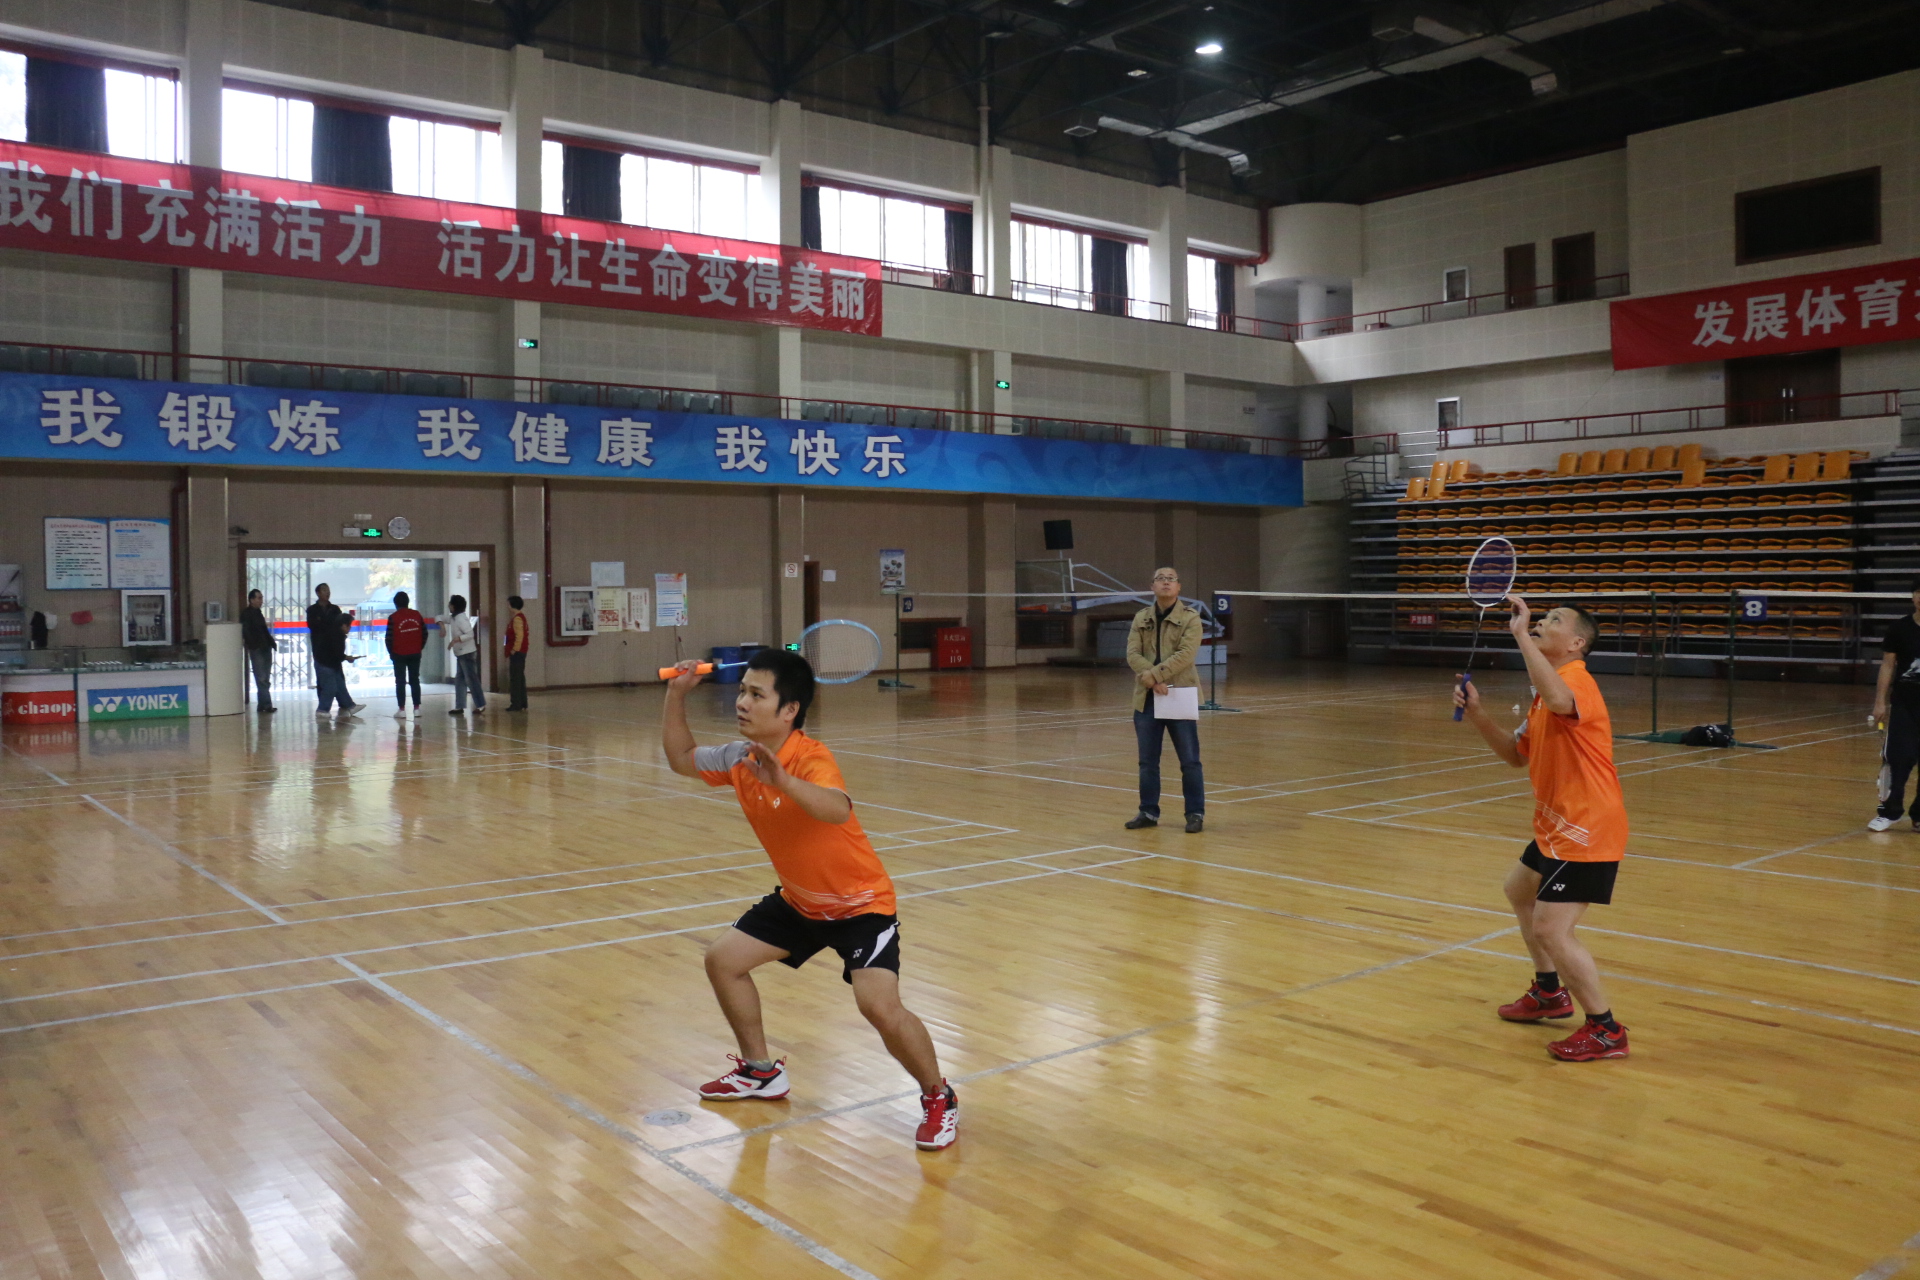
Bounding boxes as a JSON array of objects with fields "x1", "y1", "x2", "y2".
[{"x1": 5, "y1": 373, "x2": 1302, "y2": 507}]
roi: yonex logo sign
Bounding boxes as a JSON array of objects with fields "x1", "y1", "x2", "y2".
[{"x1": 88, "y1": 685, "x2": 189, "y2": 721}]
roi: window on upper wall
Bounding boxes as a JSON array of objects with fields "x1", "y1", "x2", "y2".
[
  {"x1": 1737, "y1": 168, "x2": 1880, "y2": 265},
  {"x1": 0, "y1": 49, "x2": 180, "y2": 161},
  {"x1": 224, "y1": 84, "x2": 503, "y2": 202},
  {"x1": 1443, "y1": 267, "x2": 1469, "y2": 302},
  {"x1": 539, "y1": 139, "x2": 754, "y2": 237},
  {"x1": 814, "y1": 183, "x2": 948, "y2": 272},
  {"x1": 1012, "y1": 218, "x2": 1150, "y2": 317},
  {"x1": 1186, "y1": 253, "x2": 1236, "y2": 327}
]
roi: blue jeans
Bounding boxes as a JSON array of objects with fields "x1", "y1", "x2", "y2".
[
  {"x1": 453, "y1": 652, "x2": 486, "y2": 710},
  {"x1": 393, "y1": 652, "x2": 422, "y2": 708},
  {"x1": 315, "y1": 662, "x2": 350, "y2": 713},
  {"x1": 1135, "y1": 709, "x2": 1204, "y2": 818}
]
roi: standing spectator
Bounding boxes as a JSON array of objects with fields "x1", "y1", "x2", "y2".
[
  {"x1": 306, "y1": 583, "x2": 362, "y2": 719},
  {"x1": 386, "y1": 590, "x2": 427, "y2": 718},
  {"x1": 445, "y1": 593, "x2": 485, "y2": 716},
  {"x1": 1870, "y1": 581, "x2": 1920, "y2": 830},
  {"x1": 1124, "y1": 567, "x2": 1205, "y2": 833},
  {"x1": 240, "y1": 588, "x2": 277, "y2": 713},
  {"x1": 504, "y1": 594, "x2": 531, "y2": 711}
]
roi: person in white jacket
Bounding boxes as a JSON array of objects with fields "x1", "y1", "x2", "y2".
[{"x1": 444, "y1": 594, "x2": 485, "y2": 715}]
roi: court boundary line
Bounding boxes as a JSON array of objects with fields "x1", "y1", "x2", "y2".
[{"x1": 332, "y1": 958, "x2": 884, "y2": 1280}]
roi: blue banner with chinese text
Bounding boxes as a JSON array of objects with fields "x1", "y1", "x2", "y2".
[{"x1": 0, "y1": 373, "x2": 1301, "y2": 507}]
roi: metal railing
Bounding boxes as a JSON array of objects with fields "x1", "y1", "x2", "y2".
[
  {"x1": 1008, "y1": 279, "x2": 1170, "y2": 322},
  {"x1": 875, "y1": 260, "x2": 983, "y2": 295},
  {"x1": 1439, "y1": 388, "x2": 1902, "y2": 450},
  {"x1": 1295, "y1": 274, "x2": 1631, "y2": 341},
  {"x1": 0, "y1": 339, "x2": 1327, "y2": 458}
]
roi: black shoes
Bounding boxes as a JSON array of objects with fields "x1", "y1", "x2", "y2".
[
  {"x1": 1185, "y1": 814, "x2": 1204, "y2": 834},
  {"x1": 1124, "y1": 813, "x2": 1158, "y2": 829}
]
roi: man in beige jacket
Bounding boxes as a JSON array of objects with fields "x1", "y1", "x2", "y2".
[{"x1": 1124, "y1": 567, "x2": 1206, "y2": 833}]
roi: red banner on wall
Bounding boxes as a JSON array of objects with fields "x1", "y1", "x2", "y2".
[
  {"x1": 1610, "y1": 257, "x2": 1920, "y2": 370},
  {"x1": 0, "y1": 140, "x2": 881, "y2": 335}
]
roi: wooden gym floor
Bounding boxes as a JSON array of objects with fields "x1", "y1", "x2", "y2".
[{"x1": 2, "y1": 662, "x2": 1916, "y2": 1279}]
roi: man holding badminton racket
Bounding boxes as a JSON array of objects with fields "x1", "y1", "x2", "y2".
[
  {"x1": 661, "y1": 648, "x2": 959, "y2": 1149},
  {"x1": 1455, "y1": 596, "x2": 1631, "y2": 1062}
]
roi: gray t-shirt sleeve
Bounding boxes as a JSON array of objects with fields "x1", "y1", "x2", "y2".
[{"x1": 694, "y1": 741, "x2": 751, "y2": 774}]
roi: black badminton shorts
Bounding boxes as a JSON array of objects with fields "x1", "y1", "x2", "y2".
[
  {"x1": 733, "y1": 888, "x2": 902, "y2": 984},
  {"x1": 1520, "y1": 842, "x2": 1619, "y2": 905}
]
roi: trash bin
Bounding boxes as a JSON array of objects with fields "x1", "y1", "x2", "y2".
[
  {"x1": 935, "y1": 627, "x2": 972, "y2": 669},
  {"x1": 709, "y1": 645, "x2": 745, "y2": 683}
]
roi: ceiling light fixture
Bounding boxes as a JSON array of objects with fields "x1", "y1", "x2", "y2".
[
  {"x1": 1194, "y1": 41, "x2": 1224, "y2": 55},
  {"x1": 1127, "y1": 67, "x2": 1150, "y2": 77}
]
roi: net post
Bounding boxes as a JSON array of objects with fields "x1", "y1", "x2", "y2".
[
  {"x1": 1649, "y1": 591, "x2": 1659, "y2": 735},
  {"x1": 1725, "y1": 589, "x2": 1736, "y2": 736},
  {"x1": 1198, "y1": 591, "x2": 1240, "y2": 713},
  {"x1": 879, "y1": 587, "x2": 913, "y2": 690}
]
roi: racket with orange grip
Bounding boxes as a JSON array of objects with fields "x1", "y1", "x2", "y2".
[{"x1": 659, "y1": 619, "x2": 884, "y2": 685}]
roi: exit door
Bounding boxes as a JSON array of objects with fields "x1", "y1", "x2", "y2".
[{"x1": 803, "y1": 562, "x2": 820, "y2": 627}]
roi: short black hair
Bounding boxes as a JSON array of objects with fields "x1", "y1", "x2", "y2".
[
  {"x1": 508, "y1": 595, "x2": 524, "y2": 609},
  {"x1": 1563, "y1": 605, "x2": 1598, "y2": 655},
  {"x1": 448, "y1": 594, "x2": 467, "y2": 614},
  {"x1": 747, "y1": 647, "x2": 816, "y2": 730},
  {"x1": 393, "y1": 590, "x2": 409, "y2": 608}
]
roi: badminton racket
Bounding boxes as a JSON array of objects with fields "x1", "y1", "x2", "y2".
[
  {"x1": 1874, "y1": 713, "x2": 1891, "y2": 803},
  {"x1": 1453, "y1": 536, "x2": 1519, "y2": 722},
  {"x1": 658, "y1": 619, "x2": 885, "y2": 686}
]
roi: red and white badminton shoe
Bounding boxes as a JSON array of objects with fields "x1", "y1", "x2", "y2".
[
  {"x1": 915, "y1": 1082, "x2": 959, "y2": 1150},
  {"x1": 698, "y1": 1056, "x2": 790, "y2": 1100},
  {"x1": 1498, "y1": 984, "x2": 1575, "y2": 1021},
  {"x1": 1547, "y1": 1020, "x2": 1630, "y2": 1061}
]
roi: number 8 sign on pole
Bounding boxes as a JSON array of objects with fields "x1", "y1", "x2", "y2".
[{"x1": 1741, "y1": 596, "x2": 1767, "y2": 621}]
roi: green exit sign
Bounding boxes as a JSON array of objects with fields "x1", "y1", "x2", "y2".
[{"x1": 361, "y1": 527, "x2": 384, "y2": 538}]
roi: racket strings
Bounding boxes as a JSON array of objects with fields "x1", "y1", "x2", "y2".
[{"x1": 801, "y1": 620, "x2": 883, "y2": 683}]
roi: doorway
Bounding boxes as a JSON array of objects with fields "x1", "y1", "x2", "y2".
[
  {"x1": 243, "y1": 549, "x2": 487, "y2": 700},
  {"x1": 803, "y1": 561, "x2": 821, "y2": 628},
  {"x1": 1726, "y1": 349, "x2": 1841, "y2": 424}
]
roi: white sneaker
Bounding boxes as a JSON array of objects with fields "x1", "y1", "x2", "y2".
[{"x1": 1868, "y1": 815, "x2": 1896, "y2": 831}]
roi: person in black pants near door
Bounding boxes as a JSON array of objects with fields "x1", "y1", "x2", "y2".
[
  {"x1": 1870, "y1": 582, "x2": 1920, "y2": 831},
  {"x1": 240, "y1": 588, "x2": 276, "y2": 712}
]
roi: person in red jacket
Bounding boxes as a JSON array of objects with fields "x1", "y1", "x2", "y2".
[
  {"x1": 386, "y1": 591, "x2": 428, "y2": 717},
  {"x1": 504, "y1": 594, "x2": 531, "y2": 711}
]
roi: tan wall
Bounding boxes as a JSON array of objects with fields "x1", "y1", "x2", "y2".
[
  {"x1": 806, "y1": 491, "x2": 971, "y2": 669},
  {"x1": 0, "y1": 463, "x2": 180, "y2": 651}
]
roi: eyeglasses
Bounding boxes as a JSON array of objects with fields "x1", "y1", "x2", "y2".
[{"x1": 1152, "y1": 574, "x2": 1179, "y2": 582}]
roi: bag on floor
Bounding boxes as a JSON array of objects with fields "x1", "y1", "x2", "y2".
[{"x1": 1678, "y1": 723, "x2": 1734, "y2": 748}]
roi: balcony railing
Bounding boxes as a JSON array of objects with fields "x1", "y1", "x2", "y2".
[
  {"x1": 1299, "y1": 274, "x2": 1630, "y2": 340},
  {"x1": 0, "y1": 339, "x2": 1331, "y2": 458},
  {"x1": 875, "y1": 260, "x2": 983, "y2": 295},
  {"x1": 1008, "y1": 279, "x2": 1170, "y2": 323},
  {"x1": 1439, "y1": 388, "x2": 1901, "y2": 450}
]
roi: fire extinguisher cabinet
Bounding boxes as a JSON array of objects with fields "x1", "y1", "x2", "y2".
[{"x1": 934, "y1": 627, "x2": 972, "y2": 669}]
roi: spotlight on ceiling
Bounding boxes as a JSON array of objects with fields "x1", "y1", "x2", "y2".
[
  {"x1": 985, "y1": 26, "x2": 1015, "y2": 39},
  {"x1": 1194, "y1": 41, "x2": 1224, "y2": 55},
  {"x1": 1063, "y1": 115, "x2": 1100, "y2": 138},
  {"x1": 1127, "y1": 67, "x2": 1150, "y2": 77}
]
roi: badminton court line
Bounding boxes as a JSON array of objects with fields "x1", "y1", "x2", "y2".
[
  {"x1": 334, "y1": 961, "x2": 884, "y2": 1280},
  {"x1": 0, "y1": 852, "x2": 1147, "y2": 1037},
  {"x1": 661, "y1": 922, "x2": 1522, "y2": 1157},
  {"x1": 0, "y1": 742, "x2": 70, "y2": 786},
  {"x1": 0, "y1": 850, "x2": 1144, "y2": 1013}
]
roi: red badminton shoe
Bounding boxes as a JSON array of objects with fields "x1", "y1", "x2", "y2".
[
  {"x1": 915, "y1": 1082, "x2": 959, "y2": 1150},
  {"x1": 1547, "y1": 1020, "x2": 1630, "y2": 1061},
  {"x1": 1498, "y1": 984, "x2": 1575, "y2": 1021},
  {"x1": 698, "y1": 1055, "x2": 790, "y2": 1100}
]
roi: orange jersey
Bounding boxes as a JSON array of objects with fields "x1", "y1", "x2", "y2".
[
  {"x1": 697, "y1": 731, "x2": 897, "y2": 919},
  {"x1": 1513, "y1": 660, "x2": 1628, "y2": 863}
]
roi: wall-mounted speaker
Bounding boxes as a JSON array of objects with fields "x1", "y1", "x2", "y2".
[{"x1": 1042, "y1": 519, "x2": 1074, "y2": 551}]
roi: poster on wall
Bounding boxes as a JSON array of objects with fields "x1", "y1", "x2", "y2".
[
  {"x1": 120, "y1": 590, "x2": 171, "y2": 646},
  {"x1": 45, "y1": 517, "x2": 109, "y2": 589},
  {"x1": 108, "y1": 519, "x2": 171, "y2": 589},
  {"x1": 655, "y1": 573, "x2": 688, "y2": 627},
  {"x1": 596, "y1": 587, "x2": 626, "y2": 632},
  {"x1": 516, "y1": 571, "x2": 540, "y2": 600},
  {"x1": 626, "y1": 589, "x2": 651, "y2": 632},
  {"x1": 558, "y1": 587, "x2": 597, "y2": 637},
  {"x1": 879, "y1": 549, "x2": 906, "y2": 590},
  {"x1": 591, "y1": 561, "x2": 626, "y2": 588}
]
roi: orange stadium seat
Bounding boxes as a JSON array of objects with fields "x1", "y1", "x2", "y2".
[
  {"x1": 1792, "y1": 452, "x2": 1822, "y2": 482},
  {"x1": 1651, "y1": 445, "x2": 1677, "y2": 470},
  {"x1": 1602, "y1": 448, "x2": 1627, "y2": 473},
  {"x1": 1761, "y1": 455, "x2": 1790, "y2": 484},
  {"x1": 1404, "y1": 477, "x2": 1428, "y2": 499},
  {"x1": 1821, "y1": 452, "x2": 1853, "y2": 480},
  {"x1": 1578, "y1": 450, "x2": 1604, "y2": 475},
  {"x1": 1626, "y1": 446, "x2": 1651, "y2": 472}
]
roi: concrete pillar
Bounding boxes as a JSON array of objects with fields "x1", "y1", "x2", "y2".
[
  {"x1": 765, "y1": 326, "x2": 803, "y2": 414},
  {"x1": 967, "y1": 497, "x2": 1016, "y2": 667},
  {"x1": 185, "y1": 470, "x2": 229, "y2": 643},
  {"x1": 1148, "y1": 184, "x2": 1189, "y2": 323},
  {"x1": 1149, "y1": 369, "x2": 1186, "y2": 444},
  {"x1": 972, "y1": 350, "x2": 1013, "y2": 433},
  {"x1": 976, "y1": 145, "x2": 1014, "y2": 299},
  {"x1": 1154, "y1": 505, "x2": 1198, "y2": 584},
  {"x1": 509, "y1": 479, "x2": 548, "y2": 689},
  {"x1": 502, "y1": 46, "x2": 545, "y2": 396},
  {"x1": 1296, "y1": 281, "x2": 1335, "y2": 340},
  {"x1": 182, "y1": 0, "x2": 224, "y2": 384},
  {"x1": 759, "y1": 98, "x2": 804, "y2": 247},
  {"x1": 774, "y1": 488, "x2": 805, "y2": 640},
  {"x1": 1299, "y1": 387, "x2": 1331, "y2": 446}
]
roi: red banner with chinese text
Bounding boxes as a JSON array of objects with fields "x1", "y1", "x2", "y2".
[
  {"x1": 0, "y1": 141, "x2": 882, "y2": 335},
  {"x1": 1610, "y1": 257, "x2": 1920, "y2": 370}
]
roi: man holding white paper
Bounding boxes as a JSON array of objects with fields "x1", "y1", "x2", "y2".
[{"x1": 1125, "y1": 567, "x2": 1206, "y2": 834}]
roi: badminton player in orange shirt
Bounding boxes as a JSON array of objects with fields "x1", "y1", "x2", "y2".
[
  {"x1": 662, "y1": 648, "x2": 958, "y2": 1149},
  {"x1": 1455, "y1": 596, "x2": 1631, "y2": 1061}
]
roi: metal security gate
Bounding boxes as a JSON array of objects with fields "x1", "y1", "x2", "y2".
[
  {"x1": 244, "y1": 554, "x2": 432, "y2": 698},
  {"x1": 248, "y1": 555, "x2": 318, "y2": 698}
]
